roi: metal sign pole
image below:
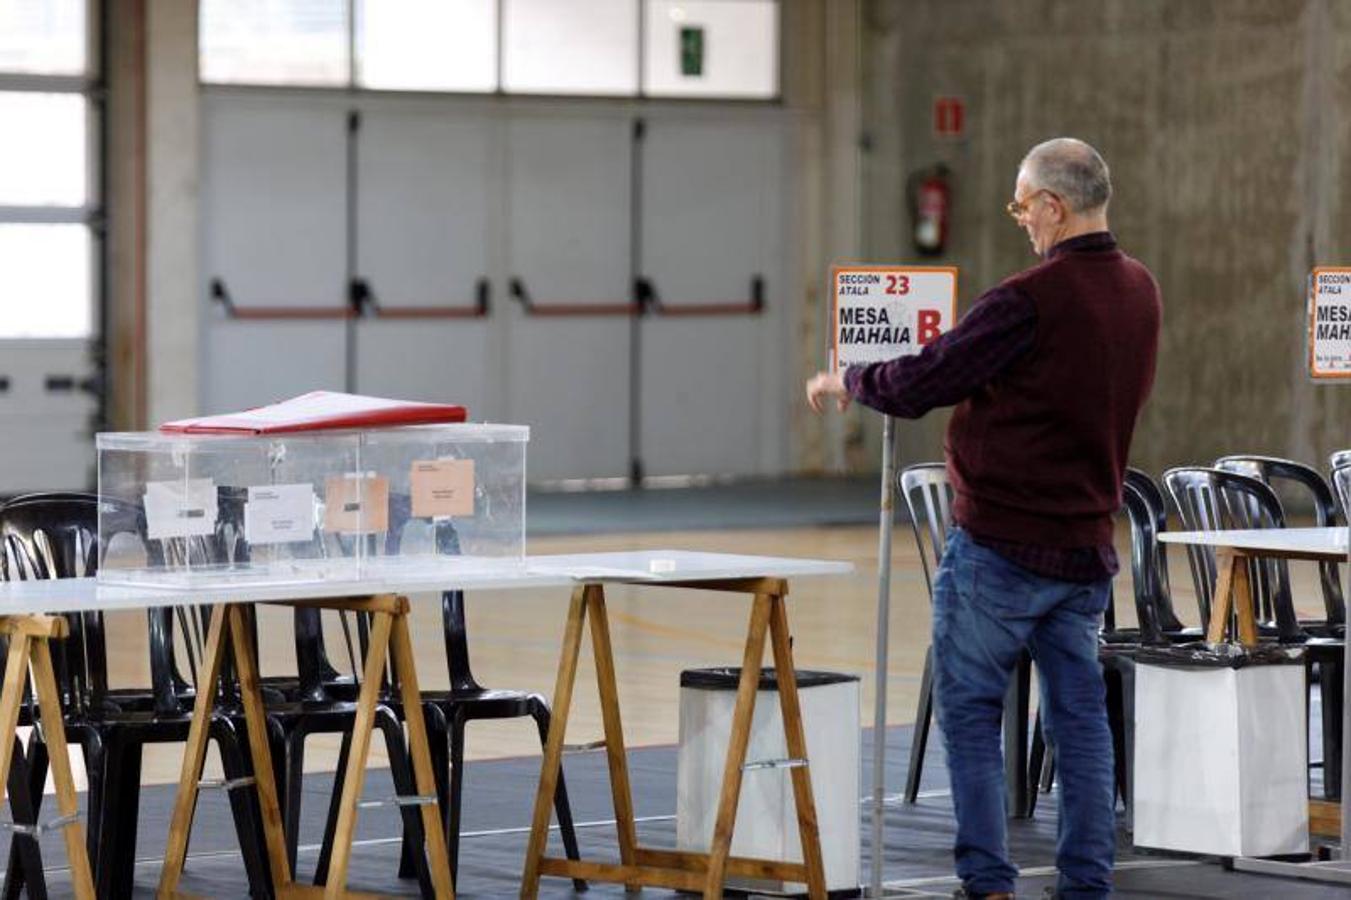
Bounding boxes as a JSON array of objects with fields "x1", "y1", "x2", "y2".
[
  {"x1": 830, "y1": 262, "x2": 955, "y2": 896},
  {"x1": 1342, "y1": 519, "x2": 1350, "y2": 854},
  {"x1": 869, "y1": 414, "x2": 897, "y2": 897}
]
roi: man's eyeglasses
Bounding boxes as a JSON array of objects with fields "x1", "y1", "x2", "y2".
[{"x1": 1005, "y1": 189, "x2": 1058, "y2": 220}]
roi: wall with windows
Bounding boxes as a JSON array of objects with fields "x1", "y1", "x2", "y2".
[
  {"x1": 198, "y1": 0, "x2": 779, "y2": 98},
  {"x1": 191, "y1": 0, "x2": 842, "y2": 483},
  {"x1": 0, "y1": 1, "x2": 861, "y2": 491},
  {"x1": 0, "y1": 0, "x2": 102, "y2": 491}
]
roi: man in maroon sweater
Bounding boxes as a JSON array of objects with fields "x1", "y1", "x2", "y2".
[{"x1": 807, "y1": 138, "x2": 1161, "y2": 900}]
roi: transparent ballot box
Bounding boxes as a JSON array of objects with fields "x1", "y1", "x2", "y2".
[{"x1": 95, "y1": 424, "x2": 527, "y2": 587}]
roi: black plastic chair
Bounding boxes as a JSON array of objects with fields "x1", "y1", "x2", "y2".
[
  {"x1": 311, "y1": 512, "x2": 586, "y2": 891},
  {"x1": 1165, "y1": 466, "x2": 1344, "y2": 799},
  {"x1": 404, "y1": 589, "x2": 586, "y2": 891},
  {"x1": 1122, "y1": 467, "x2": 1190, "y2": 638},
  {"x1": 1215, "y1": 454, "x2": 1345, "y2": 630},
  {"x1": 1094, "y1": 482, "x2": 1154, "y2": 823},
  {"x1": 1331, "y1": 450, "x2": 1351, "y2": 490},
  {"x1": 180, "y1": 491, "x2": 440, "y2": 894},
  {"x1": 896, "y1": 463, "x2": 949, "y2": 806},
  {"x1": 1333, "y1": 465, "x2": 1351, "y2": 529},
  {"x1": 1026, "y1": 477, "x2": 1165, "y2": 818},
  {"x1": 896, "y1": 462, "x2": 1037, "y2": 817},
  {"x1": 1163, "y1": 467, "x2": 1304, "y2": 641},
  {"x1": 1217, "y1": 455, "x2": 1347, "y2": 799},
  {"x1": 0, "y1": 492, "x2": 270, "y2": 899}
]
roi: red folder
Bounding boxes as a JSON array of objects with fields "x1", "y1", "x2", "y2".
[{"x1": 159, "y1": 391, "x2": 468, "y2": 435}]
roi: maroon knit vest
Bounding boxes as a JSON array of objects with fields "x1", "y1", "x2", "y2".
[{"x1": 947, "y1": 238, "x2": 1161, "y2": 547}]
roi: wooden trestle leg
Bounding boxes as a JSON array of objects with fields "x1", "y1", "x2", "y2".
[
  {"x1": 0, "y1": 615, "x2": 95, "y2": 900},
  {"x1": 157, "y1": 597, "x2": 454, "y2": 900},
  {"x1": 521, "y1": 578, "x2": 827, "y2": 900},
  {"x1": 1205, "y1": 550, "x2": 1259, "y2": 647}
]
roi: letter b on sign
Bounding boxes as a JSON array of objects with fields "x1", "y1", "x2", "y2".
[{"x1": 918, "y1": 310, "x2": 942, "y2": 345}]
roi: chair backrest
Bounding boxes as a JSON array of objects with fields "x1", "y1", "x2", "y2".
[
  {"x1": 0, "y1": 492, "x2": 222, "y2": 716},
  {"x1": 1120, "y1": 480, "x2": 1168, "y2": 645},
  {"x1": 303, "y1": 495, "x2": 477, "y2": 696},
  {"x1": 1334, "y1": 465, "x2": 1351, "y2": 521},
  {"x1": 1216, "y1": 454, "x2": 1344, "y2": 625},
  {"x1": 0, "y1": 493, "x2": 153, "y2": 714},
  {"x1": 1163, "y1": 466, "x2": 1303, "y2": 642},
  {"x1": 1331, "y1": 451, "x2": 1351, "y2": 523},
  {"x1": 896, "y1": 463, "x2": 953, "y2": 601},
  {"x1": 1331, "y1": 449, "x2": 1351, "y2": 481},
  {"x1": 1123, "y1": 467, "x2": 1185, "y2": 633}
]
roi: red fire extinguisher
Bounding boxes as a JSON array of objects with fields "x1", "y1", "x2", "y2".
[{"x1": 908, "y1": 163, "x2": 951, "y2": 256}]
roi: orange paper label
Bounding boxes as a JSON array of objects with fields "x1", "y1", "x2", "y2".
[
  {"x1": 410, "y1": 459, "x2": 475, "y2": 518},
  {"x1": 323, "y1": 475, "x2": 390, "y2": 533}
]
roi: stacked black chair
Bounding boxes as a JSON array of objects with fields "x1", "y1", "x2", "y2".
[
  {"x1": 1331, "y1": 449, "x2": 1351, "y2": 490},
  {"x1": 303, "y1": 502, "x2": 585, "y2": 891},
  {"x1": 895, "y1": 462, "x2": 1037, "y2": 818},
  {"x1": 183, "y1": 491, "x2": 442, "y2": 893},
  {"x1": 1122, "y1": 468, "x2": 1192, "y2": 639},
  {"x1": 1215, "y1": 455, "x2": 1345, "y2": 632},
  {"x1": 0, "y1": 492, "x2": 270, "y2": 898},
  {"x1": 1163, "y1": 467, "x2": 1305, "y2": 641},
  {"x1": 1026, "y1": 474, "x2": 1172, "y2": 818},
  {"x1": 1215, "y1": 455, "x2": 1345, "y2": 798},
  {"x1": 1165, "y1": 466, "x2": 1343, "y2": 798},
  {"x1": 1327, "y1": 461, "x2": 1351, "y2": 799},
  {"x1": 407, "y1": 588, "x2": 586, "y2": 891},
  {"x1": 1333, "y1": 464, "x2": 1351, "y2": 521}
]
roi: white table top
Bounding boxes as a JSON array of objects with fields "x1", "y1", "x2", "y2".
[
  {"x1": 526, "y1": 550, "x2": 853, "y2": 583},
  {"x1": 0, "y1": 550, "x2": 853, "y2": 617},
  {"x1": 1159, "y1": 527, "x2": 1350, "y2": 560}
]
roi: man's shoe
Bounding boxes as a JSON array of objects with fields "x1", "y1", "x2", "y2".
[{"x1": 951, "y1": 890, "x2": 1016, "y2": 900}]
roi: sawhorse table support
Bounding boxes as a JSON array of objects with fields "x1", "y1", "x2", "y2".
[
  {"x1": 520, "y1": 578, "x2": 828, "y2": 899},
  {"x1": 156, "y1": 594, "x2": 455, "y2": 899},
  {"x1": 0, "y1": 614, "x2": 95, "y2": 899}
]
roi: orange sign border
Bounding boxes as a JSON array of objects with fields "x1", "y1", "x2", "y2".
[
  {"x1": 828, "y1": 264, "x2": 959, "y2": 373},
  {"x1": 1309, "y1": 267, "x2": 1351, "y2": 380}
]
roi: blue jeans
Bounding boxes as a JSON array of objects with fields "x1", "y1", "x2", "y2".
[{"x1": 932, "y1": 528, "x2": 1115, "y2": 899}]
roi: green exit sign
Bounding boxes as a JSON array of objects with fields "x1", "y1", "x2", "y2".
[{"x1": 680, "y1": 26, "x2": 705, "y2": 77}]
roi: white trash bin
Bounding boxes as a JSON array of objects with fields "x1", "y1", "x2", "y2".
[
  {"x1": 1133, "y1": 645, "x2": 1308, "y2": 858},
  {"x1": 676, "y1": 667, "x2": 861, "y2": 895}
]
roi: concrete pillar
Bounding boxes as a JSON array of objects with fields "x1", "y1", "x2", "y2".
[
  {"x1": 783, "y1": 0, "x2": 864, "y2": 473},
  {"x1": 103, "y1": 0, "x2": 145, "y2": 430},
  {"x1": 144, "y1": 0, "x2": 200, "y2": 425},
  {"x1": 104, "y1": 0, "x2": 200, "y2": 429}
]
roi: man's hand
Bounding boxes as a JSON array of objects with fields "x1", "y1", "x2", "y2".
[{"x1": 805, "y1": 371, "x2": 851, "y2": 414}]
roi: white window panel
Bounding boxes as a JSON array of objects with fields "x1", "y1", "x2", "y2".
[
  {"x1": 200, "y1": 0, "x2": 349, "y2": 86},
  {"x1": 644, "y1": 0, "x2": 777, "y2": 98},
  {"x1": 0, "y1": 92, "x2": 86, "y2": 207},
  {"x1": 502, "y1": 0, "x2": 638, "y2": 96},
  {"x1": 0, "y1": 224, "x2": 92, "y2": 338},
  {"x1": 357, "y1": 0, "x2": 496, "y2": 92},
  {"x1": 0, "y1": 0, "x2": 86, "y2": 76}
]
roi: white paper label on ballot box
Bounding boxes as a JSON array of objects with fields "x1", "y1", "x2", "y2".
[
  {"x1": 144, "y1": 478, "x2": 218, "y2": 540},
  {"x1": 245, "y1": 483, "x2": 316, "y2": 545},
  {"x1": 830, "y1": 265, "x2": 958, "y2": 371}
]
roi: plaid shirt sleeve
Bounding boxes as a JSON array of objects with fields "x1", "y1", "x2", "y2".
[{"x1": 842, "y1": 284, "x2": 1037, "y2": 419}]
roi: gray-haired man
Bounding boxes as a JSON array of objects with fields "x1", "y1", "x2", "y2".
[{"x1": 809, "y1": 138, "x2": 1161, "y2": 899}]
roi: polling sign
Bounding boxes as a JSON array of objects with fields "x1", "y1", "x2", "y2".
[
  {"x1": 1308, "y1": 267, "x2": 1351, "y2": 379},
  {"x1": 829, "y1": 265, "x2": 958, "y2": 372}
]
